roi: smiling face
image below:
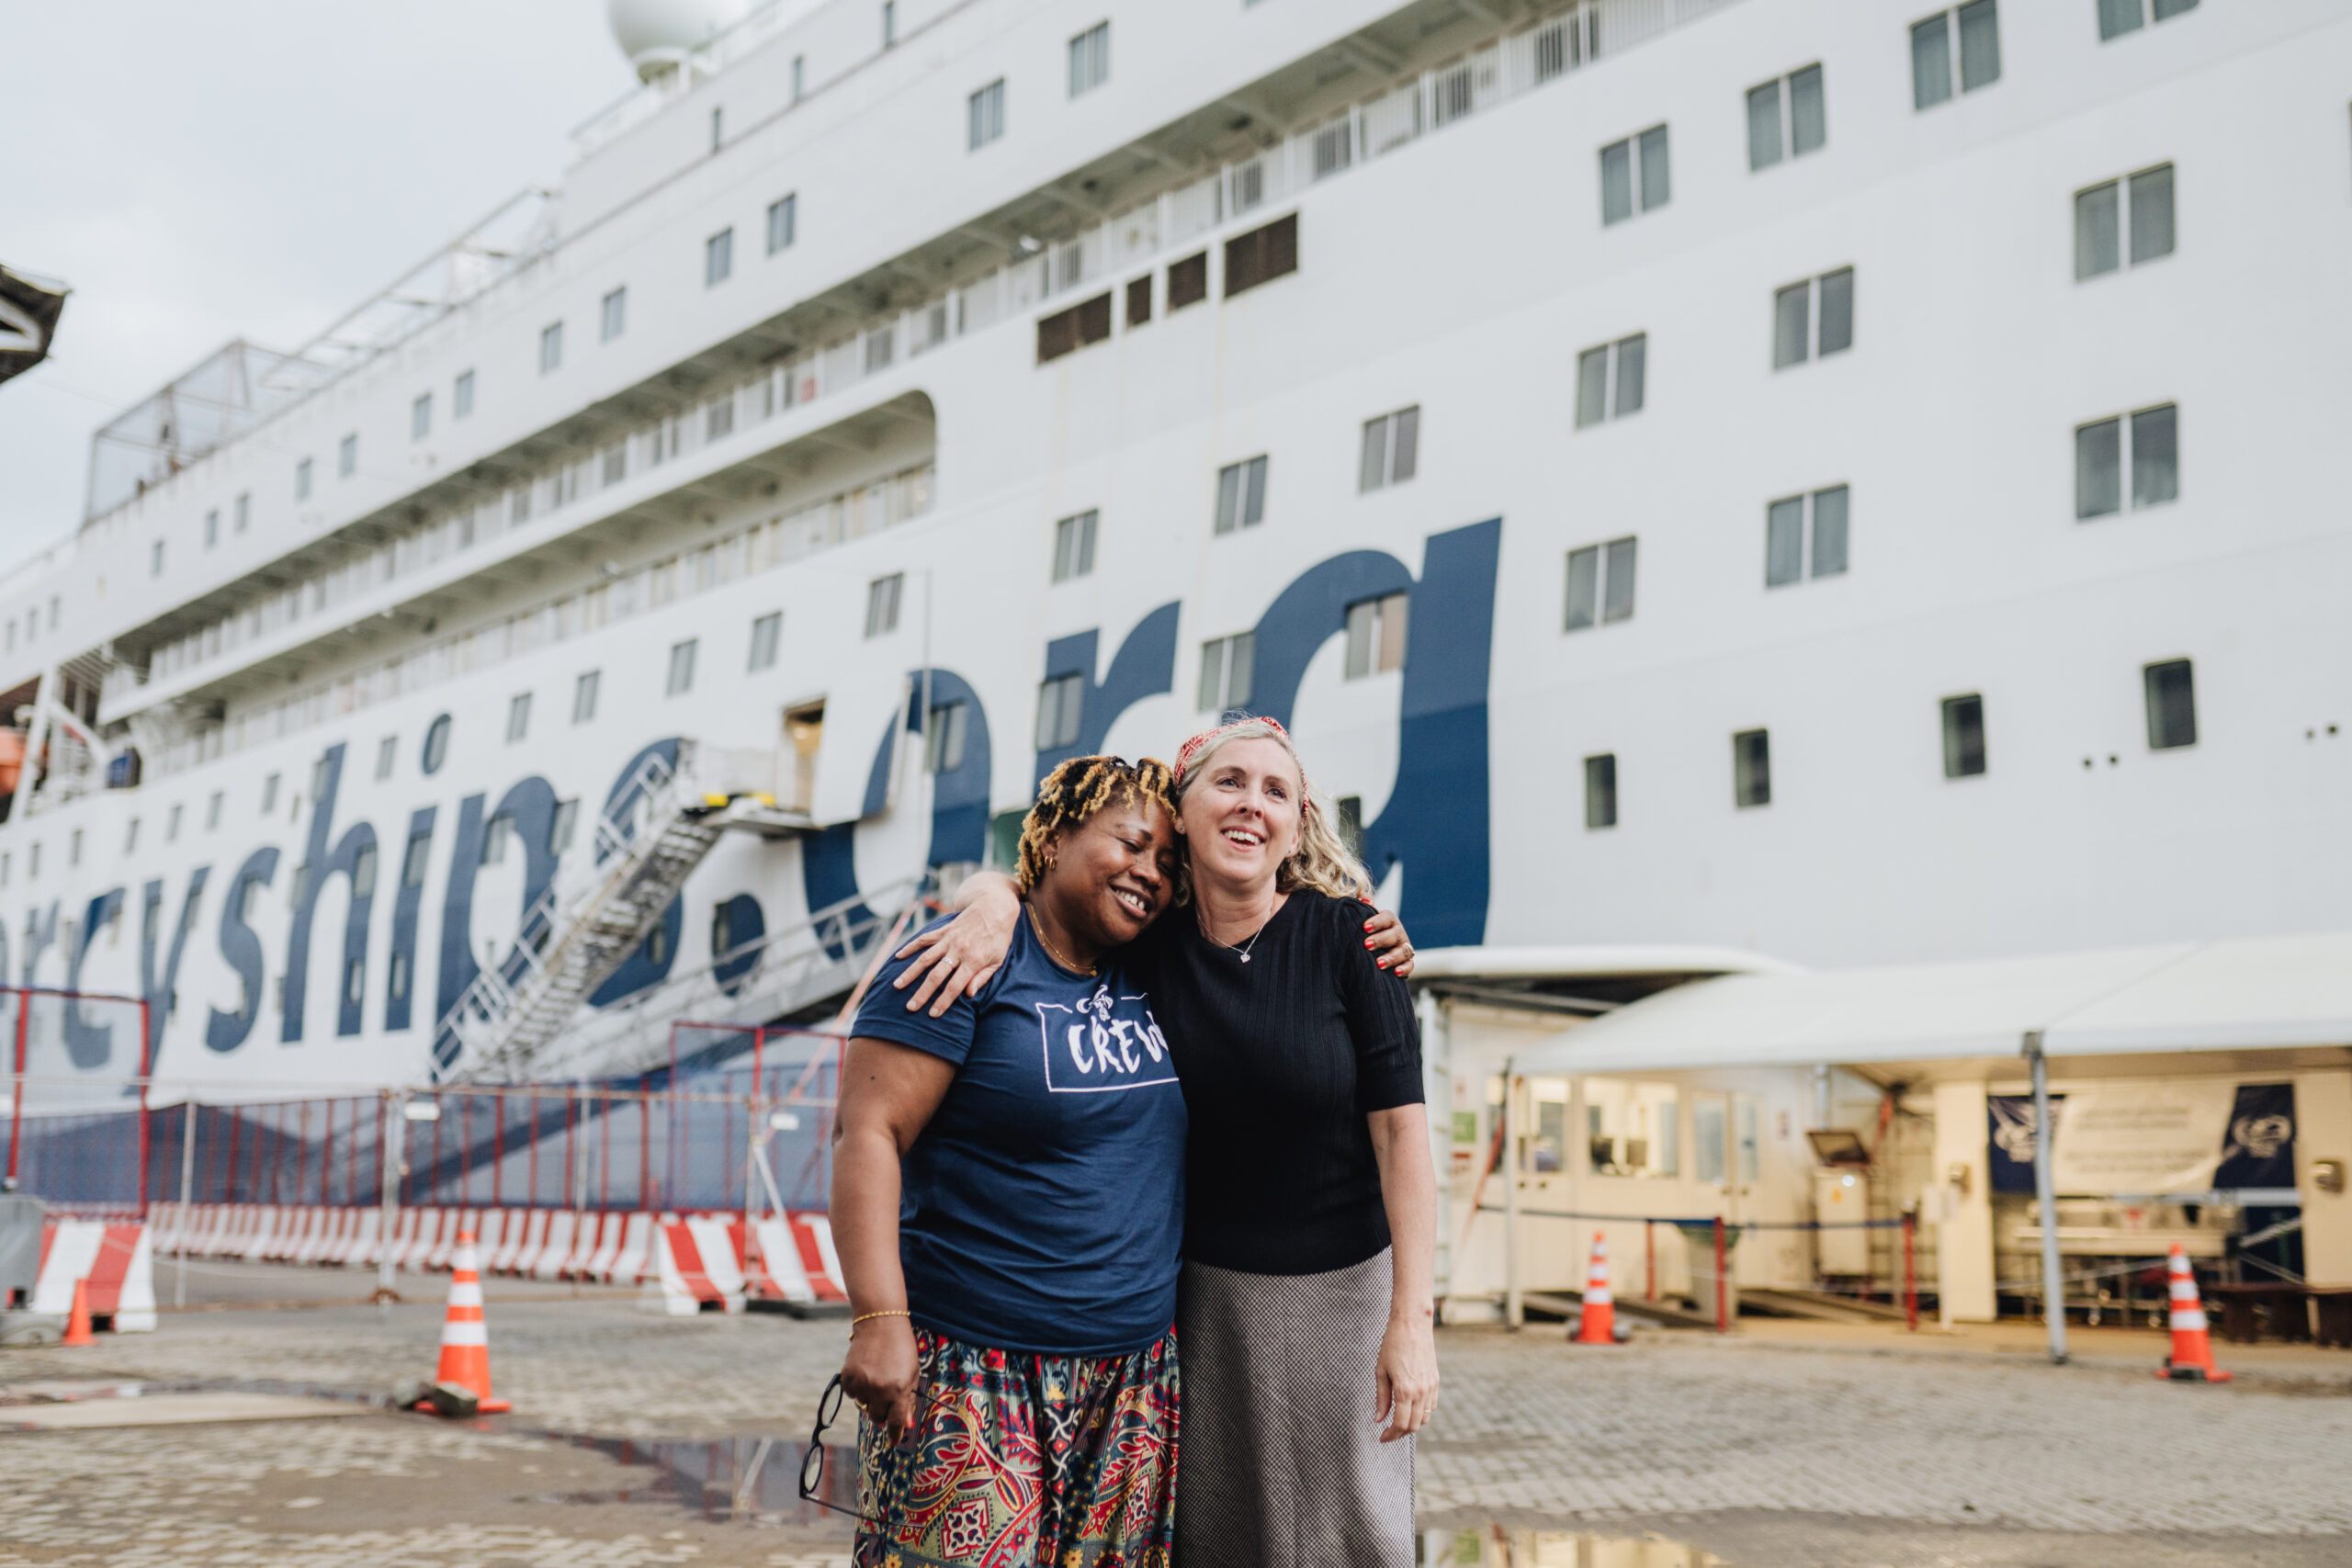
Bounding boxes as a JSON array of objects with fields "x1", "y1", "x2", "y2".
[
  {"x1": 1175, "y1": 735, "x2": 1306, "y2": 898},
  {"x1": 1036, "y1": 796, "x2": 1180, "y2": 954}
]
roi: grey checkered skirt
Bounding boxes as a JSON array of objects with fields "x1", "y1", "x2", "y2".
[{"x1": 1172, "y1": 1247, "x2": 1414, "y2": 1567}]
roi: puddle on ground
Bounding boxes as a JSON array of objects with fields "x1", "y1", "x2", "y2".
[
  {"x1": 1421, "y1": 1529, "x2": 1723, "y2": 1567},
  {"x1": 532, "y1": 1431, "x2": 858, "y2": 1525}
]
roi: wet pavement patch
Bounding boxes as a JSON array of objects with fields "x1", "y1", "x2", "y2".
[{"x1": 527, "y1": 1429, "x2": 860, "y2": 1524}]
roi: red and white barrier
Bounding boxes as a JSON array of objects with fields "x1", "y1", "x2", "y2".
[
  {"x1": 532, "y1": 1212, "x2": 578, "y2": 1280},
  {"x1": 33, "y1": 1222, "x2": 155, "y2": 1332},
  {"x1": 608, "y1": 1212, "x2": 653, "y2": 1284},
  {"x1": 642, "y1": 1216, "x2": 743, "y2": 1314}
]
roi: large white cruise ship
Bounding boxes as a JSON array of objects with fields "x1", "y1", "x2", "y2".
[{"x1": 4, "y1": 0, "x2": 2347, "y2": 1210}]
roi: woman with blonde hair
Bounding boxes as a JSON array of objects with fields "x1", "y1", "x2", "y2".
[{"x1": 896, "y1": 716, "x2": 1437, "y2": 1566}]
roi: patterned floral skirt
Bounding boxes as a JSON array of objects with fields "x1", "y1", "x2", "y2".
[{"x1": 854, "y1": 1325, "x2": 1180, "y2": 1568}]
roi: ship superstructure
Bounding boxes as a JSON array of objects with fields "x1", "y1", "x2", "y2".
[{"x1": 3, "y1": 0, "x2": 2348, "y2": 1109}]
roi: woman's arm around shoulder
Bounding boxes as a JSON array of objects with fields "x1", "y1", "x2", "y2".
[{"x1": 891, "y1": 871, "x2": 1025, "y2": 1017}]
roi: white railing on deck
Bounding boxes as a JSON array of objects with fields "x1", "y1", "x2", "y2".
[{"x1": 113, "y1": 0, "x2": 1736, "y2": 778}]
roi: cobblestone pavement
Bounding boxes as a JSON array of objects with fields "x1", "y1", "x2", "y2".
[{"x1": 2, "y1": 1287, "x2": 2347, "y2": 1565}]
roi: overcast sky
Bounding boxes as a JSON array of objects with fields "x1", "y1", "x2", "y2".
[{"x1": 0, "y1": 1, "x2": 640, "y2": 568}]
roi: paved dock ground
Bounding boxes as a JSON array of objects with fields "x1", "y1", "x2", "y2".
[{"x1": 1, "y1": 1265, "x2": 2347, "y2": 1566}]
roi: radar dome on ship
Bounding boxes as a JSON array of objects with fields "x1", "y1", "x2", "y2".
[{"x1": 607, "y1": 0, "x2": 753, "y2": 83}]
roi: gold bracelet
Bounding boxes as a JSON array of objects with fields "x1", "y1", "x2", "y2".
[{"x1": 852, "y1": 1308, "x2": 911, "y2": 1327}]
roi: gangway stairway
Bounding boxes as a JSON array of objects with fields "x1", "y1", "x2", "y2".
[{"x1": 433, "y1": 738, "x2": 901, "y2": 1083}]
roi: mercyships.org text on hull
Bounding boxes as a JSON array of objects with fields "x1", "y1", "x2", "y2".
[{"x1": 4, "y1": 0, "x2": 2348, "y2": 1163}]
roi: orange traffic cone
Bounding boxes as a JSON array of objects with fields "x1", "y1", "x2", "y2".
[
  {"x1": 61, "y1": 1278, "x2": 96, "y2": 1347},
  {"x1": 2158, "y1": 1242, "x2": 2231, "y2": 1382},
  {"x1": 1574, "y1": 1232, "x2": 1617, "y2": 1346},
  {"x1": 427, "y1": 1230, "x2": 511, "y2": 1413}
]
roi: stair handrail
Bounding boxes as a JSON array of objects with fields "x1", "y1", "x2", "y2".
[{"x1": 432, "y1": 743, "x2": 693, "y2": 1074}]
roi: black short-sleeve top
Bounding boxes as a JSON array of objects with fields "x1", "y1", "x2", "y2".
[{"x1": 1130, "y1": 890, "x2": 1424, "y2": 1276}]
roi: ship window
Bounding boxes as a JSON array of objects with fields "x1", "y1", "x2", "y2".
[
  {"x1": 150, "y1": 540, "x2": 164, "y2": 578},
  {"x1": 1585, "y1": 753, "x2": 1619, "y2": 829},
  {"x1": 1575, "y1": 333, "x2": 1645, "y2": 427},
  {"x1": 1599, "y1": 124, "x2": 1669, "y2": 225},
  {"x1": 1215, "y1": 457, "x2": 1268, "y2": 534},
  {"x1": 968, "y1": 79, "x2": 1005, "y2": 150},
  {"x1": 2075, "y1": 164, "x2": 2173, "y2": 279},
  {"x1": 295, "y1": 458, "x2": 313, "y2": 501},
  {"x1": 1224, "y1": 214, "x2": 1298, "y2": 298},
  {"x1": 1343, "y1": 592, "x2": 1408, "y2": 680},
  {"x1": 706, "y1": 228, "x2": 734, "y2": 287},
  {"x1": 390, "y1": 952, "x2": 410, "y2": 1001},
  {"x1": 375, "y1": 736, "x2": 397, "y2": 781},
  {"x1": 767, "y1": 192, "x2": 797, "y2": 254},
  {"x1": 791, "y1": 54, "x2": 804, "y2": 101},
  {"x1": 1912, "y1": 2, "x2": 1999, "y2": 111},
  {"x1": 665, "y1": 639, "x2": 698, "y2": 697},
  {"x1": 1068, "y1": 21, "x2": 1109, "y2": 97},
  {"x1": 1773, "y1": 267, "x2": 1854, "y2": 368},
  {"x1": 1035, "y1": 673, "x2": 1085, "y2": 750},
  {"x1": 2075, "y1": 403, "x2": 2177, "y2": 519},
  {"x1": 1051, "y1": 511, "x2": 1098, "y2": 582},
  {"x1": 206, "y1": 791, "x2": 222, "y2": 830},
  {"x1": 1733, "y1": 728, "x2": 1771, "y2": 808},
  {"x1": 865, "y1": 574, "x2": 904, "y2": 637},
  {"x1": 1747, "y1": 64, "x2": 1826, "y2": 171},
  {"x1": 601, "y1": 287, "x2": 627, "y2": 342},
  {"x1": 233, "y1": 491, "x2": 250, "y2": 532},
  {"x1": 124, "y1": 818, "x2": 139, "y2": 855},
  {"x1": 2100, "y1": 0, "x2": 2197, "y2": 41},
  {"x1": 422, "y1": 714, "x2": 451, "y2": 774},
  {"x1": 1198, "y1": 633, "x2": 1255, "y2": 715},
  {"x1": 539, "y1": 321, "x2": 563, "y2": 374},
  {"x1": 261, "y1": 773, "x2": 280, "y2": 814},
  {"x1": 601, "y1": 446, "x2": 626, "y2": 486},
  {"x1": 572, "y1": 671, "x2": 601, "y2": 725},
  {"x1": 2144, "y1": 659, "x2": 2197, "y2": 750},
  {"x1": 1565, "y1": 536, "x2": 1637, "y2": 630},
  {"x1": 1942, "y1": 694, "x2": 1988, "y2": 778},
  {"x1": 481, "y1": 816, "x2": 513, "y2": 866},
  {"x1": 454, "y1": 369, "x2": 475, "y2": 419},
  {"x1": 551, "y1": 799, "x2": 579, "y2": 855},
  {"x1": 748, "y1": 612, "x2": 782, "y2": 671},
  {"x1": 1125, "y1": 276, "x2": 1152, "y2": 327},
  {"x1": 707, "y1": 395, "x2": 735, "y2": 441},
  {"x1": 924, "y1": 701, "x2": 968, "y2": 773},
  {"x1": 1765, "y1": 485, "x2": 1850, "y2": 587},
  {"x1": 505, "y1": 693, "x2": 532, "y2": 744},
  {"x1": 1167, "y1": 252, "x2": 1208, "y2": 311},
  {"x1": 166, "y1": 804, "x2": 182, "y2": 842},
  {"x1": 352, "y1": 844, "x2": 378, "y2": 898},
  {"x1": 1036, "y1": 293, "x2": 1112, "y2": 364},
  {"x1": 411, "y1": 394, "x2": 431, "y2": 441},
  {"x1": 401, "y1": 830, "x2": 432, "y2": 888},
  {"x1": 1359, "y1": 407, "x2": 1419, "y2": 491}
]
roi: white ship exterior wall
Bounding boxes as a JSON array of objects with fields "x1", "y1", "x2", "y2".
[{"x1": 2, "y1": 0, "x2": 2348, "y2": 1103}]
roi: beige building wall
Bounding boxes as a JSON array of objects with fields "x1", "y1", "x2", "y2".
[
  {"x1": 1930, "y1": 1080, "x2": 1996, "y2": 1322},
  {"x1": 2294, "y1": 1070, "x2": 2352, "y2": 1288}
]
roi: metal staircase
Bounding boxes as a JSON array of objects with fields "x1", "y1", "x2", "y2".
[{"x1": 433, "y1": 739, "x2": 826, "y2": 1082}]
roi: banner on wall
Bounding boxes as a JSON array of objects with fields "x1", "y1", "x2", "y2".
[{"x1": 1986, "y1": 1082, "x2": 2296, "y2": 1198}]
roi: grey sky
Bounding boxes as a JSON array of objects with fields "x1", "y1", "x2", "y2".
[{"x1": 0, "y1": 1, "x2": 639, "y2": 568}]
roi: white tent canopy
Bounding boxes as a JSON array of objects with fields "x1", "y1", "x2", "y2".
[{"x1": 1510, "y1": 931, "x2": 2352, "y2": 1077}]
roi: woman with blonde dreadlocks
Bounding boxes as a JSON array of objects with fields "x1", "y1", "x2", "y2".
[
  {"x1": 831, "y1": 755, "x2": 1189, "y2": 1567},
  {"x1": 891, "y1": 717, "x2": 1435, "y2": 1568}
]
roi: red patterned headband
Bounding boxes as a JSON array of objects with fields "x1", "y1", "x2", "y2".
[{"x1": 1171, "y1": 716, "x2": 1309, "y2": 812}]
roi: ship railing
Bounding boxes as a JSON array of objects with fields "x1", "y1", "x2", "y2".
[
  {"x1": 99, "y1": 0, "x2": 1744, "y2": 760},
  {"x1": 517, "y1": 874, "x2": 930, "y2": 1086},
  {"x1": 433, "y1": 744, "x2": 687, "y2": 1076}
]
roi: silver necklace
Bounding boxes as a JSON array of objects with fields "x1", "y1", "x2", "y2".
[{"x1": 1202, "y1": 910, "x2": 1272, "y2": 964}]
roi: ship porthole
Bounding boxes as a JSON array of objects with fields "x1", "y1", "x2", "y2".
[{"x1": 421, "y1": 714, "x2": 452, "y2": 775}]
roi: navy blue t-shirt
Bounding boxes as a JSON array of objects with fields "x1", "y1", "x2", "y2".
[{"x1": 850, "y1": 913, "x2": 1187, "y2": 1357}]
